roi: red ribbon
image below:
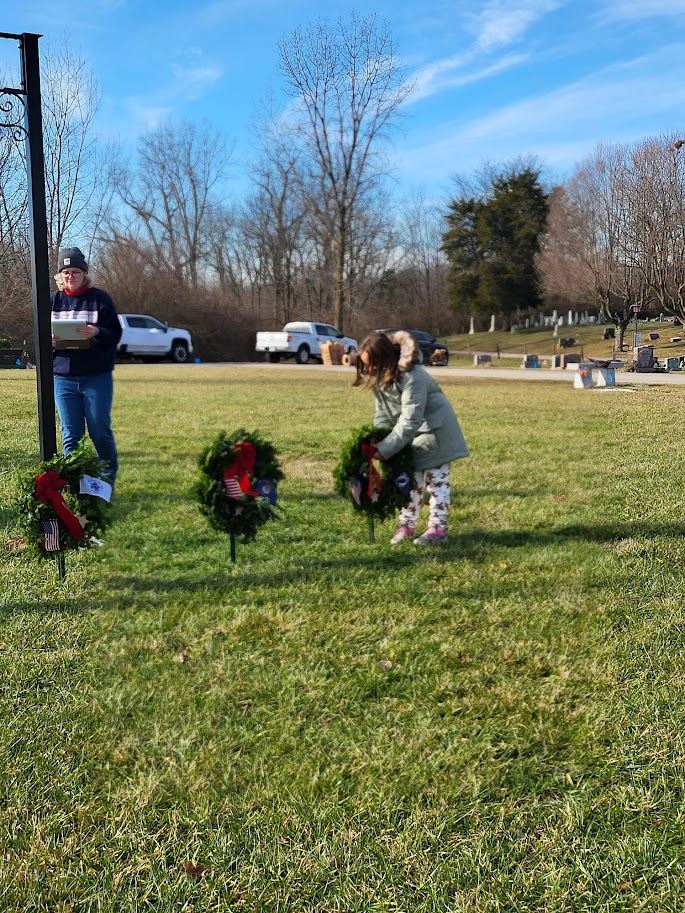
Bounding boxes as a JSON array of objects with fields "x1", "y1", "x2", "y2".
[
  {"x1": 361, "y1": 442, "x2": 383, "y2": 502},
  {"x1": 34, "y1": 470, "x2": 85, "y2": 541},
  {"x1": 223, "y1": 441, "x2": 259, "y2": 497}
]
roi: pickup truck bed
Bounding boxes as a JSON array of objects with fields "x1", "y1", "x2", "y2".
[{"x1": 255, "y1": 321, "x2": 358, "y2": 364}]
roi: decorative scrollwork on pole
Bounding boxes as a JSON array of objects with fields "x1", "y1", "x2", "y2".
[{"x1": 0, "y1": 88, "x2": 26, "y2": 141}]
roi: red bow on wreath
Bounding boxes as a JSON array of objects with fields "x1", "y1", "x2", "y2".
[
  {"x1": 223, "y1": 441, "x2": 259, "y2": 498},
  {"x1": 360, "y1": 442, "x2": 383, "y2": 502},
  {"x1": 34, "y1": 470, "x2": 85, "y2": 541}
]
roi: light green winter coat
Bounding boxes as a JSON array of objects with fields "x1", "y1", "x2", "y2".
[{"x1": 374, "y1": 331, "x2": 469, "y2": 471}]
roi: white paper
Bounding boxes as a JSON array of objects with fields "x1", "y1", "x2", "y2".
[{"x1": 52, "y1": 317, "x2": 88, "y2": 341}]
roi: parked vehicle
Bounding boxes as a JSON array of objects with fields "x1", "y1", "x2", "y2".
[
  {"x1": 117, "y1": 314, "x2": 193, "y2": 363},
  {"x1": 255, "y1": 321, "x2": 358, "y2": 364},
  {"x1": 378, "y1": 328, "x2": 450, "y2": 366}
]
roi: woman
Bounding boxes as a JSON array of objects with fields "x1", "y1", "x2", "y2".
[
  {"x1": 51, "y1": 247, "x2": 122, "y2": 485},
  {"x1": 354, "y1": 331, "x2": 469, "y2": 545}
]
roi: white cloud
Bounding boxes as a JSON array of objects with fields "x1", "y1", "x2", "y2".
[
  {"x1": 409, "y1": 52, "x2": 529, "y2": 102},
  {"x1": 405, "y1": 1, "x2": 560, "y2": 104},
  {"x1": 600, "y1": 0, "x2": 685, "y2": 20},
  {"x1": 124, "y1": 99, "x2": 173, "y2": 132},
  {"x1": 399, "y1": 46, "x2": 685, "y2": 180},
  {"x1": 171, "y1": 63, "x2": 223, "y2": 100},
  {"x1": 470, "y1": 0, "x2": 565, "y2": 50},
  {"x1": 198, "y1": 0, "x2": 257, "y2": 26}
]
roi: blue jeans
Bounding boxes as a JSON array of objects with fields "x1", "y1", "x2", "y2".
[{"x1": 54, "y1": 372, "x2": 118, "y2": 482}]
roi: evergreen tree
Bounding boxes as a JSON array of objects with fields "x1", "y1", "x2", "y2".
[{"x1": 442, "y1": 164, "x2": 549, "y2": 322}]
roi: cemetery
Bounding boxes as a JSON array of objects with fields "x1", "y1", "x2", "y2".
[
  {"x1": 449, "y1": 311, "x2": 685, "y2": 380},
  {"x1": 3, "y1": 8, "x2": 685, "y2": 910}
]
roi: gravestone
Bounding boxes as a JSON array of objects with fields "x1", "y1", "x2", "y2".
[
  {"x1": 633, "y1": 346, "x2": 654, "y2": 371},
  {"x1": 0, "y1": 348, "x2": 26, "y2": 369},
  {"x1": 595, "y1": 366, "x2": 616, "y2": 387},
  {"x1": 573, "y1": 364, "x2": 594, "y2": 389}
]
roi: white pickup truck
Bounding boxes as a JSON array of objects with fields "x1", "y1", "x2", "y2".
[
  {"x1": 117, "y1": 314, "x2": 194, "y2": 363},
  {"x1": 255, "y1": 321, "x2": 358, "y2": 364}
]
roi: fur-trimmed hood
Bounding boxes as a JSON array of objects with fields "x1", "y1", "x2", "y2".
[{"x1": 386, "y1": 330, "x2": 421, "y2": 371}]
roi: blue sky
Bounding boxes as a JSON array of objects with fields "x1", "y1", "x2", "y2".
[{"x1": 3, "y1": 0, "x2": 685, "y2": 197}]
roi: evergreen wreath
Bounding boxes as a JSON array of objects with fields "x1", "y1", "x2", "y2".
[
  {"x1": 194, "y1": 428, "x2": 284, "y2": 543},
  {"x1": 333, "y1": 425, "x2": 415, "y2": 521},
  {"x1": 15, "y1": 438, "x2": 114, "y2": 559}
]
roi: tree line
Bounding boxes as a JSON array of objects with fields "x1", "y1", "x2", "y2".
[
  {"x1": 1, "y1": 17, "x2": 453, "y2": 359},
  {"x1": 2, "y1": 15, "x2": 684, "y2": 358}
]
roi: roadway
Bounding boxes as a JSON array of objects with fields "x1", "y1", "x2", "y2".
[{"x1": 209, "y1": 362, "x2": 685, "y2": 386}]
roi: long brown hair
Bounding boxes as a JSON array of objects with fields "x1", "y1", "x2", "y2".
[{"x1": 354, "y1": 332, "x2": 400, "y2": 389}]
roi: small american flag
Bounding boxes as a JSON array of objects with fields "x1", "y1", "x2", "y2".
[
  {"x1": 350, "y1": 478, "x2": 362, "y2": 506},
  {"x1": 41, "y1": 519, "x2": 60, "y2": 552},
  {"x1": 223, "y1": 474, "x2": 243, "y2": 500}
]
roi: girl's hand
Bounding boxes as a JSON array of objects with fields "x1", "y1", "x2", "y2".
[{"x1": 77, "y1": 324, "x2": 99, "y2": 339}]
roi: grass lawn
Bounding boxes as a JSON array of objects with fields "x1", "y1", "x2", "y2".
[{"x1": 2, "y1": 364, "x2": 685, "y2": 911}]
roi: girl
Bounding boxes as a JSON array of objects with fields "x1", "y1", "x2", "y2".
[{"x1": 355, "y1": 331, "x2": 469, "y2": 545}]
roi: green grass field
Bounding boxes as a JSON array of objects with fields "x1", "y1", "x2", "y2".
[{"x1": 2, "y1": 365, "x2": 685, "y2": 911}]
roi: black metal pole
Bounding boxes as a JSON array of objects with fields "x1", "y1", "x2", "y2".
[{"x1": 21, "y1": 33, "x2": 56, "y2": 460}]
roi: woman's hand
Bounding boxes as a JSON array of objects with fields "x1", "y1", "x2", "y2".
[
  {"x1": 76, "y1": 324, "x2": 99, "y2": 339},
  {"x1": 52, "y1": 335, "x2": 62, "y2": 348}
]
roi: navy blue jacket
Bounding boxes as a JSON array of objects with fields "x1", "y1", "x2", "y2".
[{"x1": 51, "y1": 286, "x2": 122, "y2": 376}]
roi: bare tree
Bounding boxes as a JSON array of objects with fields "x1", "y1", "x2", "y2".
[
  {"x1": 279, "y1": 14, "x2": 410, "y2": 330},
  {"x1": 205, "y1": 202, "x2": 245, "y2": 302},
  {"x1": 41, "y1": 46, "x2": 109, "y2": 263},
  {"x1": 243, "y1": 139, "x2": 306, "y2": 326},
  {"x1": 113, "y1": 120, "x2": 232, "y2": 290},
  {"x1": 539, "y1": 144, "x2": 648, "y2": 350},
  {"x1": 0, "y1": 45, "x2": 107, "y2": 342},
  {"x1": 625, "y1": 135, "x2": 685, "y2": 320},
  {"x1": 399, "y1": 191, "x2": 449, "y2": 333}
]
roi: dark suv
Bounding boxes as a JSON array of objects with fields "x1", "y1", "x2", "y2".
[{"x1": 378, "y1": 328, "x2": 449, "y2": 366}]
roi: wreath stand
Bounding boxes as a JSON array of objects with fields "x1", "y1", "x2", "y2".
[
  {"x1": 194, "y1": 429, "x2": 284, "y2": 567},
  {"x1": 367, "y1": 510, "x2": 375, "y2": 543},
  {"x1": 333, "y1": 425, "x2": 414, "y2": 543},
  {"x1": 15, "y1": 440, "x2": 114, "y2": 578}
]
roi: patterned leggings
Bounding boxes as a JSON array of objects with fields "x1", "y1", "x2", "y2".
[{"x1": 398, "y1": 464, "x2": 451, "y2": 531}]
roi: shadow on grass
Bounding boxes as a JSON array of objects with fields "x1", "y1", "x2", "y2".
[
  {"x1": 0, "y1": 447, "x2": 39, "y2": 468},
  {"x1": 110, "y1": 491, "x2": 192, "y2": 520},
  {"x1": 104, "y1": 551, "x2": 430, "y2": 602},
  {"x1": 0, "y1": 588, "x2": 84, "y2": 616},
  {"x1": 448, "y1": 521, "x2": 685, "y2": 554},
  {"x1": 0, "y1": 504, "x2": 18, "y2": 532},
  {"x1": 100, "y1": 519, "x2": 685, "y2": 607}
]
